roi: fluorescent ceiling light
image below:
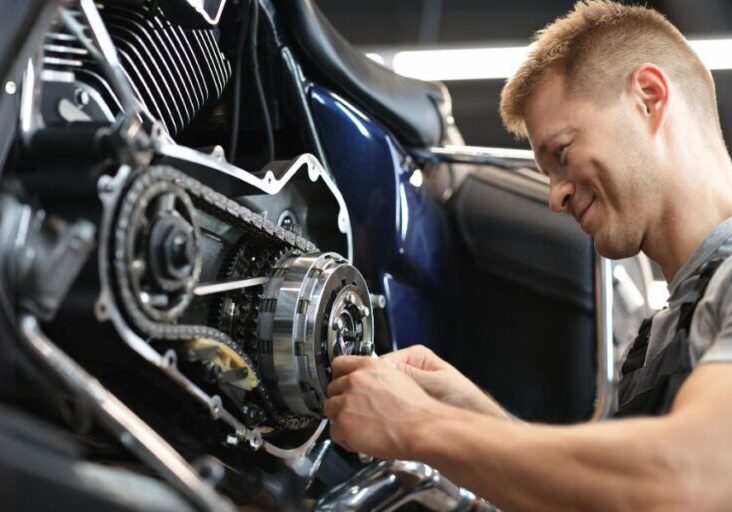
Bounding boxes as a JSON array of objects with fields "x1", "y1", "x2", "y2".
[
  {"x1": 689, "y1": 39, "x2": 732, "y2": 70},
  {"x1": 365, "y1": 52, "x2": 385, "y2": 66},
  {"x1": 366, "y1": 38, "x2": 732, "y2": 81},
  {"x1": 392, "y1": 46, "x2": 531, "y2": 81}
]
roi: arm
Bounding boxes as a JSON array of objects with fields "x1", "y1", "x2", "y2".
[{"x1": 326, "y1": 357, "x2": 732, "y2": 512}]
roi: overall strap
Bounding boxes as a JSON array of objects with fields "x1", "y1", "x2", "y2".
[{"x1": 615, "y1": 257, "x2": 727, "y2": 417}]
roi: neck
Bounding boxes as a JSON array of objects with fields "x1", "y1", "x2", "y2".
[{"x1": 642, "y1": 142, "x2": 732, "y2": 282}]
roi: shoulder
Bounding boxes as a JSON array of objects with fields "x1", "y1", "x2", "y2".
[
  {"x1": 698, "y1": 255, "x2": 732, "y2": 314},
  {"x1": 689, "y1": 255, "x2": 732, "y2": 362}
]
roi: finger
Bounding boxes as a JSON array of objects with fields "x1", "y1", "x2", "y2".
[
  {"x1": 384, "y1": 359, "x2": 417, "y2": 378},
  {"x1": 327, "y1": 374, "x2": 353, "y2": 397},
  {"x1": 331, "y1": 355, "x2": 372, "y2": 379},
  {"x1": 379, "y1": 345, "x2": 422, "y2": 363},
  {"x1": 380, "y1": 344, "x2": 437, "y2": 370},
  {"x1": 323, "y1": 396, "x2": 343, "y2": 419}
]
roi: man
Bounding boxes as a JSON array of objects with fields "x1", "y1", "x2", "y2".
[{"x1": 324, "y1": 1, "x2": 732, "y2": 510}]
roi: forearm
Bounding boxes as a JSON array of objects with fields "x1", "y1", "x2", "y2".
[
  {"x1": 408, "y1": 404, "x2": 690, "y2": 512},
  {"x1": 473, "y1": 390, "x2": 513, "y2": 419}
]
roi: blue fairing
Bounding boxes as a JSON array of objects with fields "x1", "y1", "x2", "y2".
[{"x1": 309, "y1": 86, "x2": 460, "y2": 354}]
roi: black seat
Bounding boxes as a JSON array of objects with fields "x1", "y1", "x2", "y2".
[{"x1": 275, "y1": 0, "x2": 448, "y2": 147}]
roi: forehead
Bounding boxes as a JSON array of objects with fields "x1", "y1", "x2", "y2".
[{"x1": 523, "y1": 70, "x2": 575, "y2": 148}]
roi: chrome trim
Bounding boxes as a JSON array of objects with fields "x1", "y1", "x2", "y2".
[
  {"x1": 156, "y1": 146, "x2": 354, "y2": 261},
  {"x1": 18, "y1": 315, "x2": 236, "y2": 512},
  {"x1": 263, "y1": 419, "x2": 329, "y2": 476},
  {"x1": 20, "y1": 58, "x2": 43, "y2": 135},
  {"x1": 194, "y1": 276, "x2": 270, "y2": 296},
  {"x1": 591, "y1": 255, "x2": 615, "y2": 421},
  {"x1": 183, "y1": 0, "x2": 228, "y2": 26},
  {"x1": 315, "y1": 459, "x2": 493, "y2": 512},
  {"x1": 416, "y1": 145, "x2": 539, "y2": 172}
]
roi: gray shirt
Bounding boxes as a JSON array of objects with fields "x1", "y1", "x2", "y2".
[{"x1": 642, "y1": 217, "x2": 732, "y2": 368}]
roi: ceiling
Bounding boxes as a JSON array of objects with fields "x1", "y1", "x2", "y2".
[{"x1": 317, "y1": 0, "x2": 732, "y2": 149}]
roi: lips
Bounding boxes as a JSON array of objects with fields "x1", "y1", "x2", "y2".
[{"x1": 574, "y1": 197, "x2": 595, "y2": 227}]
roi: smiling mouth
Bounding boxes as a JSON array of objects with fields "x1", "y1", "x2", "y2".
[{"x1": 576, "y1": 197, "x2": 596, "y2": 226}]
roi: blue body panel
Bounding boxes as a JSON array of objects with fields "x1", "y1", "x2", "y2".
[{"x1": 308, "y1": 86, "x2": 459, "y2": 353}]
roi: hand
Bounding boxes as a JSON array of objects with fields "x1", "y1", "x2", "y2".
[
  {"x1": 324, "y1": 355, "x2": 445, "y2": 460},
  {"x1": 381, "y1": 345, "x2": 510, "y2": 419}
]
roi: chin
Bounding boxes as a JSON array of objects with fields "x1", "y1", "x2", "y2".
[{"x1": 593, "y1": 232, "x2": 642, "y2": 260}]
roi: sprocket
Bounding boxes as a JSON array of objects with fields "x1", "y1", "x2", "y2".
[
  {"x1": 212, "y1": 242, "x2": 285, "y2": 353},
  {"x1": 212, "y1": 243, "x2": 312, "y2": 431}
]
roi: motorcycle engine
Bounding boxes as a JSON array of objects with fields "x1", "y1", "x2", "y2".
[{"x1": 12, "y1": 0, "x2": 372, "y2": 456}]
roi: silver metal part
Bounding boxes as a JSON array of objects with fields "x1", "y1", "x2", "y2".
[
  {"x1": 63, "y1": 0, "x2": 140, "y2": 116},
  {"x1": 591, "y1": 255, "x2": 615, "y2": 421},
  {"x1": 96, "y1": 165, "x2": 263, "y2": 450},
  {"x1": 21, "y1": 58, "x2": 44, "y2": 136},
  {"x1": 370, "y1": 293, "x2": 387, "y2": 309},
  {"x1": 183, "y1": 0, "x2": 228, "y2": 25},
  {"x1": 315, "y1": 459, "x2": 493, "y2": 512},
  {"x1": 258, "y1": 253, "x2": 374, "y2": 417},
  {"x1": 121, "y1": 180, "x2": 202, "y2": 323},
  {"x1": 263, "y1": 419, "x2": 329, "y2": 476},
  {"x1": 18, "y1": 315, "x2": 236, "y2": 512},
  {"x1": 155, "y1": 147, "x2": 354, "y2": 261},
  {"x1": 194, "y1": 276, "x2": 269, "y2": 296},
  {"x1": 419, "y1": 145, "x2": 538, "y2": 172}
]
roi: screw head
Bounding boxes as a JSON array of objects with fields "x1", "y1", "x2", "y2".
[
  {"x1": 74, "y1": 88, "x2": 89, "y2": 107},
  {"x1": 332, "y1": 317, "x2": 345, "y2": 331}
]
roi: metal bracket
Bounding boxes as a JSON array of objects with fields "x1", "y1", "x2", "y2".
[{"x1": 18, "y1": 314, "x2": 236, "y2": 512}]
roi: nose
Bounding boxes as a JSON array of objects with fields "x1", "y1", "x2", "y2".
[{"x1": 548, "y1": 178, "x2": 575, "y2": 213}]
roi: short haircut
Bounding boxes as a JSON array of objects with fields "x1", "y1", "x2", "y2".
[{"x1": 499, "y1": 0, "x2": 719, "y2": 139}]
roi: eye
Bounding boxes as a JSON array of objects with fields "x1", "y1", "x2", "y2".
[{"x1": 555, "y1": 144, "x2": 569, "y2": 166}]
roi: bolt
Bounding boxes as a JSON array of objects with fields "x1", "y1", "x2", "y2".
[
  {"x1": 74, "y1": 88, "x2": 89, "y2": 107},
  {"x1": 358, "y1": 452, "x2": 373, "y2": 464},
  {"x1": 370, "y1": 294, "x2": 387, "y2": 309},
  {"x1": 204, "y1": 362, "x2": 222, "y2": 384},
  {"x1": 242, "y1": 405, "x2": 266, "y2": 428},
  {"x1": 332, "y1": 317, "x2": 345, "y2": 332},
  {"x1": 98, "y1": 175, "x2": 115, "y2": 194},
  {"x1": 5, "y1": 81, "x2": 16, "y2": 95},
  {"x1": 345, "y1": 292, "x2": 357, "y2": 305},
  {"x1": 225, "y1": 434, "x2": 239, "y2": 447},
  {"x1": 211, "y1": 145, "x2": 225, "y2": 162},
  {"x1": 358, "y1": 305, "x2": 370, "y2": 319}
]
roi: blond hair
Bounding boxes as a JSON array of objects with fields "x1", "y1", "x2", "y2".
[{"x1": 499, "y1": 0, "x2": 719, "y2": 139}]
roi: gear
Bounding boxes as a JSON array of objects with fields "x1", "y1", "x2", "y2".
[
  {"x1": 213, "y1": 242, "x2": 286, "y2": 351},
  {"x1": 212, "y1": 244, "x2": 314, "y2": 430},
  {"x1": 110, "y1": 165, "x2": 319, "y2": 432},
  {"x1": 118, "y1": 176, "x2": 201, "y2": 323}
]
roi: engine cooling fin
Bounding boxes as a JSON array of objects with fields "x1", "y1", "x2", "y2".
[{"x1": 43, "y1": 0, "x2": 231, "y2": 134}]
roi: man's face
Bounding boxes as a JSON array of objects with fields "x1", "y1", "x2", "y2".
[{"x1": 524, "y1": 70, "x2": 660, "y2": 259}]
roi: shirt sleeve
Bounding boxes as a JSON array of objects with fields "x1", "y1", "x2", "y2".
[{"x1": 693, "y1": 257, "x2": 732, "y2": 364}]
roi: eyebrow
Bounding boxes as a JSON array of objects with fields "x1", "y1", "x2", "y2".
[{"x1": 537, "y1": 130, "x2": 567, "y2": 161}]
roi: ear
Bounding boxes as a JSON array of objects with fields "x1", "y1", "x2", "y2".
[{"x1": 628, "y1": 63, "x2": 670, "y2": 133}]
